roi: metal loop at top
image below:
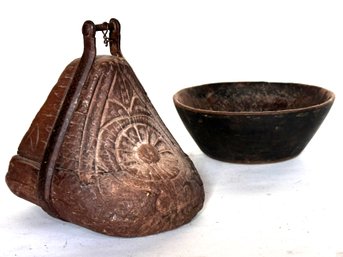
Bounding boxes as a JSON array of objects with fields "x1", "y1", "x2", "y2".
[{"x1": 82, "y1": 19, "x2": 122, "y2": 57}]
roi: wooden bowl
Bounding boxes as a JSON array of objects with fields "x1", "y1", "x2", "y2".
[{"x1": 173, "y1": 82, "x2": 335, "y2": 163}]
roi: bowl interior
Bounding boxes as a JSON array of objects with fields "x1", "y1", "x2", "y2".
[{"x1": 174, "y1": 82, "x2": 334, "y2": 113}]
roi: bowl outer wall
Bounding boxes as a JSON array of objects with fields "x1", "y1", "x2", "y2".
[{"x1": 174, "y1": 100, "x2": 334, "y2": 163}]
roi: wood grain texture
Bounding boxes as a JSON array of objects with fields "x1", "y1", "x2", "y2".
[{"x1": 6, "y1": 55, "x2": 204, "y2": 237}]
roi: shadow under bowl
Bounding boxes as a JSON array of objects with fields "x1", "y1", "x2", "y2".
[{"x1": 173, "y1": 82, "x2": 335, "y2": 163}]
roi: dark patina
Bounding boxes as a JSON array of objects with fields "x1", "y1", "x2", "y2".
[{"x1": 174, "y1": 82, "x2": 335, "y2": 163}]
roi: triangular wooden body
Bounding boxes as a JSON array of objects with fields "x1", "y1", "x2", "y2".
[{"x1": 6, "y1": 19, "x2": 204, "y2": 237}]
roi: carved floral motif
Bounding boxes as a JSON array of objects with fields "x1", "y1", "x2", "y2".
[
  {"x1": 115, "y1": 122, "x2": 180, "y2": 180},
  {"x1": 95, "y1": 60, "x2": 184, "y2": 183}
]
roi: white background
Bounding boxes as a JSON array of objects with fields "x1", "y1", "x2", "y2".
[{"x1": 0, "y1": 1, "x2": 342, "y2": 256}]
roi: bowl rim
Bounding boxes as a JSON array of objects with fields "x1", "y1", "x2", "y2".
[{"x1": 173, "y1": 81, "x2": 335, "y2": 116}]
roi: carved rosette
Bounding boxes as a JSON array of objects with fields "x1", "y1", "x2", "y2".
[
  {"x1": 112, "y1": 121, "x2": 180, "y2": 180},
  {"x1": 49, "y1": 56, "x2": 204, "y2": 236},
  {"x1": 6, "y1": 19, "x2": 204, "y2": 238}
]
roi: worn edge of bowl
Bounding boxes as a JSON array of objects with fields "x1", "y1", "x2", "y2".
[{"x1": 173, "y1": 81, "x2": 335, "y2": 116}]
